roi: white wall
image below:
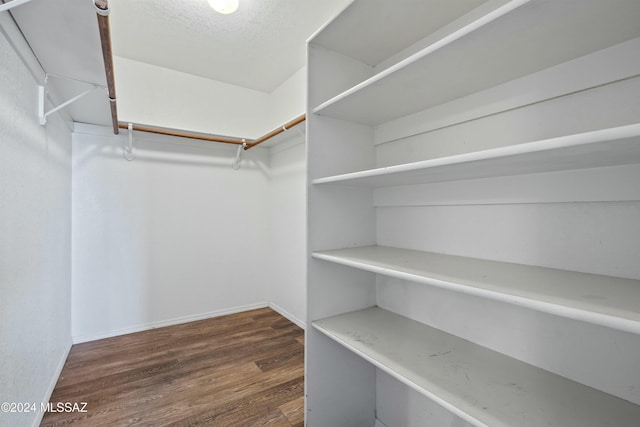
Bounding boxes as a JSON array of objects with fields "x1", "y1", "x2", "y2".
[
  {"x1": 267, "y1": 135, "x2": 307, "y2": 327},
  {"x1": 268, "y1": 66, "x2": 307, "y2": 128},
  {"x1": 115, "y1": 56, "x2": 272, "y2": 139},
  {"x1": 71, "y1": 125, "x2": 272, "y2": 342},
  {"x1": 0, "y1": 24, "x2": 72, "y2": 427},
  {"x1": 107, "y1": 57, "x2": 306, "y2": 332},
  {"x1": 115, "y1": 58, "x2": 307, "y2": 140}
]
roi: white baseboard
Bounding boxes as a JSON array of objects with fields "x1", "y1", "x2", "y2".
[
  {"x1": 72, "y1": 302, "x2": 269, "y2": 344},
  {"x1": 31, "y1": 340, "x2": 72, "y2": 427},
  {"x1": 268, "y1": 302, "x2": 306, "y2": 330}
]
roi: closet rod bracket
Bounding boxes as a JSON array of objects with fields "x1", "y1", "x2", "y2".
[
  {"x1": 232, "y1": 140, "x2": 247, "y2": 170},
  {"x1": 94, "y1": 0, "x2": 110, "y2": 16},
  {"x1": 123, "y1": 122, "x2": 135, "y2": 161}
]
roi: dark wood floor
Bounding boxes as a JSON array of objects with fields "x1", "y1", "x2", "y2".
[{"x1": 41, "y1": 308, "x2": 305, "y2": 427}]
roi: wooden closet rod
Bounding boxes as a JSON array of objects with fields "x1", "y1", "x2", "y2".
[
  {"x1": 92, "y1": 1, "x2": 305, "y2": 143},
  {"x1": 117, "y1": 123, "x2": 248, "y2": 145},
  {"x1": 94, "y1": 0, "x2": 119, "y2": 135},
  {"x1": 245, "y1": 114, "x2": 306, "y2": 149},
  {"x1": 117, "y1": 114, "x2": 306, "y2": 150}
]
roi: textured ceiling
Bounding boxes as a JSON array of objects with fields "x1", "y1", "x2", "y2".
[{"x1": 109, "y1": 0, "x2": 353, "y2": 93}]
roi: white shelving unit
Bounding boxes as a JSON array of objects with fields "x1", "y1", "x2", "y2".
[
  {"x1": 314, "y1": 307, "x2": 640, "y2": 427},
  {"x1": 306, "y1": 0, "x2": 640, "y2": 426}
]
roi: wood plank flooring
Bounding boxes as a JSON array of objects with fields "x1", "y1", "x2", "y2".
[{"x1": 41, "y1": 308, "x2": 304, "y2": 427}]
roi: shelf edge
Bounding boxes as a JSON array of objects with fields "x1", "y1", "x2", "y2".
[
  {"x1": 311, "y1": 251, "x2": 640, "y2": 335},
  {"x1": 312, "y1": 317, "x2": 490, "y2": 427},
  {"x1": 311, "y1": 123, "x2": 640, "y2": 185},
  {"x1": 311, "y1": 0, "x2": 531, "y2": 116}
]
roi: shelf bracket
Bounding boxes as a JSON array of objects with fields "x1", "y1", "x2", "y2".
[
  {"x1": 0, "y1": 0, "x2": 37, "y2": 13},
  {"x1": 38, "y1": 74, "x2": 106, "y2": 126}
]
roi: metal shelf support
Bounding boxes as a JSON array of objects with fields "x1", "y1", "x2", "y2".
[{"x1": 38, "y1": 74, "x2": 106, "y2": 126}]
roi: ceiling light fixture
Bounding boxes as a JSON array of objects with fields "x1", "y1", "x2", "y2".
[{"x1": 208, "y1": 0, "x2": 239, "y2": 14}]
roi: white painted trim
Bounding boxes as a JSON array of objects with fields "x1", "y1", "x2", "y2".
[
  {"x1": 72, "y1": 302, "x2": 269, "y2": 344},
  {"x1": 269, "y1": 302, "x2": 306, "y2": 330},
  {"x1": 31, "y1": 340, "x2": 72, "y2": 427}
]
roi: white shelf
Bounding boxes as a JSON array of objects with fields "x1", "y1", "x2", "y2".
[
  {"x1": 312, "y1": 124, "x2": 640, "y2": 187},
  {"x1": 312, "y1": 246, "x2": 640, "y2": 335},
  {"x1": 314, "y1": 307, "x2": 640, "y2": 427},
  {"x1": 312, "y1": 0, "x2": 640, "y2": 126},
  {"x1": 310, "y1": 0, "x2": 490, "y2": 68}
]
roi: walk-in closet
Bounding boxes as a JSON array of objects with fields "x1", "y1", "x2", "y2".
[{"x1": 2, "y1": 0, "x2": 640, "y2": 426}]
